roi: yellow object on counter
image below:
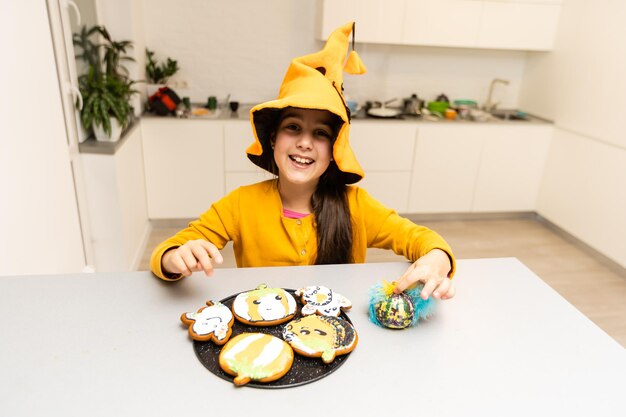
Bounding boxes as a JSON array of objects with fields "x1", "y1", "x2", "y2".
[{"x1": 444, "y1": 108, "x2": 457, "y2": 120}]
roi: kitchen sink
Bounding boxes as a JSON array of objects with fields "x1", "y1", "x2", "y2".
[{"x1": 490, "y1": 110, "x2": 529, "y2": 121}]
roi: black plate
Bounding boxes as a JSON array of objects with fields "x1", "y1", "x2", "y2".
[{"x1": 192, "y1": 288, "x2": 354, "y2": 389}]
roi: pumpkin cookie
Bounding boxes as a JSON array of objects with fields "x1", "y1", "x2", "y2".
[{"x1": 219, "y1": 333, "x2": 294, "y2": 386}]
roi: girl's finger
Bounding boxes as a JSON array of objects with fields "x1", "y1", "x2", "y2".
[
  {"x1": 190, "y1": 244, "x2": 214, "y2": 275},
  {"x1": 171, "y1": 254, "x2": 192, "y2": 277},
  {"x1": 441, "y1": 282, "x2": 456, "y2": 300},
  {"x1": 420, "y1": 277, "x2": 440, "y2": 300},
  {"x1": 201, "y1": 240, "x2": 224, "y2": 265},
  {"x1": 433, "y1": 277, "x2": 450, "y2": 300},
  {"x1": 180, "y1": 249, "x2": 200, "y2": 273}
]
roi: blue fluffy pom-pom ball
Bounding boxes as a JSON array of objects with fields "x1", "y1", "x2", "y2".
[{"x1": 368, "y1": 282, "x2": 436, "y2": 329}]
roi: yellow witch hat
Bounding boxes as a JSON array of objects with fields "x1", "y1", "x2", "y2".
[{"x1": 246, "y1": 22, "x2": 367, "y2": 184}]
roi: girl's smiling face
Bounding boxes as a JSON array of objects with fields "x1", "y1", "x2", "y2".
[{"x1": 272, "y1": 108, "x2": 335, "y2": 188}]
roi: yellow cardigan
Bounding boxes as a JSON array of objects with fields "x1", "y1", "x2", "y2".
[{"x1": 150, "y1": 180, "x2": 455, "y2": 281}]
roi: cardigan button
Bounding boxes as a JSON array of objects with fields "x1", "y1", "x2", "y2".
[
  {"x1": 296, "y1": 219, "x2": 302, "y2": 225},
  {"x1": 300, "y1": 249, "x2": 306, "y2": 256}
]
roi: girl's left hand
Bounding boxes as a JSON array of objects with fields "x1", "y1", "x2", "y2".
[{"x1": 394, "y1": 249, "x2": 455, "y2": 300}]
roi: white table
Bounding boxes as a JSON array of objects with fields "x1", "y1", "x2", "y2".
[{"x1": 1, "y1": 258, "x2": 624, "y2": 416}]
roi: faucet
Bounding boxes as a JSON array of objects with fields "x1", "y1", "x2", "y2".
[{"x1": 483, "y1": 78, "x2": 510, "y2": 112}]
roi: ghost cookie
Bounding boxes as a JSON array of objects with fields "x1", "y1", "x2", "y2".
[
  {"x1": 180, "y1": 301, "x2": 234, "y2": 344},
  {"x1": 283, "y1": 315, "x2": 358, "y2": 364},
  {"x1": 219, "y1": 333, "x2": 294, "y2": 386},
  {"x1": 295, "y1": 285, "x2": 352, "y2": 317},
  {"x1": 232, "y1": 284, "x2": 297, "y2": 326}
]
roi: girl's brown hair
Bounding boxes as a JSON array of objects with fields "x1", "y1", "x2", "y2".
[{"x1": 260, "y1": 108, "x2": 354, "y2": 264}]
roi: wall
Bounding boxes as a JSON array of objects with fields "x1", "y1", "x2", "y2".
[
  {"x1": 519, "y1": 0, "x2": 626, "y2": 268},
  {"x1": 98, "y1": 0, "x2": 147, "y2": 116},
  {"x1": 0, "y1": 1, "x2": 86, "y2": 275},
  {"x1": 141, "y1": 0, "x2": 527, "y2": 108}
]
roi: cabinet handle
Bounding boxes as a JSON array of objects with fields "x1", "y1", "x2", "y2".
[
  {"x1": 68, "y1": 83, "x2": 83, "y2": 110},
  {"x1": 64, "y1": 0, "x2": 82, "y2": 26}
]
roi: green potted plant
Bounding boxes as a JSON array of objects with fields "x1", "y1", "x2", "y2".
[
  {"x1": 73, "y1": 25, "x2": 137, "y2": 142},
  {"x1": 145, "y1": 49, "x2": 180, "y2": 96}
]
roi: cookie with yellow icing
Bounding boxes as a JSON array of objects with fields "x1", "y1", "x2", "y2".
[
  {"x1": 180, "y1": 300, "x2": 234, "y2": 344},
  {"x1": 283, "y1": 315, "x2": 358, "y2": 364},
  {"x1": 218, "y1": 333, "x2": 294, "y2": 386},
  {"x1": 295, "y1": 285, "x2": 352, "y2": 317},
  {"x1": 232, "y1": 284, "x2": 297, "y2": 326}
]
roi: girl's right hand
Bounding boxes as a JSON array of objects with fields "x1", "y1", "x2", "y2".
[{"x1": 161, "y1": 239, "x2": 224, "y2": 277}]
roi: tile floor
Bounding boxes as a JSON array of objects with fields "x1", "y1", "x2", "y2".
[{"x1": 138, "y1": 217, "x2": 626, "y2": 348}]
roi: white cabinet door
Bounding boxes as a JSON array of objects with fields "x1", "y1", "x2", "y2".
[
  {"x1": 473, "y1": 125, "x2": 552, "y2": 212},
  {"x1": 224, "y1": 121, "x2": 255, "y2": 172},
  {"x1": 223, "y1": 120, "x2": 274, "y2": 193},
  {"x1": 359, "y1": 172, "x2": 412, "y2": 213},
  {"x1": 319, "y1": 0, "x2": 406, "y2": 44},
  {"x1": 350, "y1": 121, "x2": 416, "y2": 211},
  {"x1": 404, "y1": 0, "x2": 483, "y2": 48},
  {"x1": 319, "y1": 0, "x2": 561, "y2": 50},
  {"x1": 477, "y1": 2, "x2": 561, "y2": 51},
  {"x1": 409, "y1": 125, "x2": 484, "y2": 213},
  {"x1": 142, "y1": 119, "x2": 224, "y2": 219}
]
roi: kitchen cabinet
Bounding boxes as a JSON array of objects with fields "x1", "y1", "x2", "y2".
[
  {"x1": 319, "y1": 0, "x2": 562, "y2": 51},
  {"x1": 140, "y1": 118, "x2": 552, "y2": 219},
  {"x1": 350, "y1": 121, "x2": 416, "y2": 212},
  {"x1": 319, "y1": 0, "x2": 406, "y2": 44},
  {"x1": 404, "y1": 0, "x2": 483, "y2": 48},
  {"x1": 410, "y1": 124, "x2": 484, "y2": 213},
  {"x1": 409, "y1": 123, "x2": 552, "y2": 213},
  {"x1": 477, "y1": 1, "x2": 561, "y2": 51},
  {"x1": 80, "y1": 125, "x2": 150, "y2": 271},
  {"x1": 473, "y1": 124, "x2": 551, "y2": 212},
  {"x1": 142, "y1": 119, "x2": 224, "y2": 219},
  {"x1": 2, "y1": 1, "x2": 87, "y2": 275},
  {"x1": 223, "y1": 120, "x2": 274, "y2": 194}
]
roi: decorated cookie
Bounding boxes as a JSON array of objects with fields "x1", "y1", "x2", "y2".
[
  {"x1": 295, "y1": 285, "x2": 352, "y2": 317},
  {"x1": 283, "y1": 315, "x2": 358, "y2": 364},
  {"x1": 232, "y1": 284, "x2": 297, "y2": 326},
  {"x1": 219, "y1": 333, "x2": 294, "y2": 386},
  {"x1": 180, "y1": 301, "x2": 234, "y2": 344}
]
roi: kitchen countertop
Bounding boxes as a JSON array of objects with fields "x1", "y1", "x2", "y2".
[
  {"x1": 1, "y1": 258, "x2": 624, "y2": 416},
  {"x1": 81, "y1": 104, "x2": 551, "y2": 155},
  {"x1": 143, "y1": 103, "x2": 554, "y2": 125}
]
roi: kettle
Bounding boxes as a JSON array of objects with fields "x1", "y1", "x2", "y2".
[{"x1": 403, "y1": 94, "x2": 423, "y2": 117}]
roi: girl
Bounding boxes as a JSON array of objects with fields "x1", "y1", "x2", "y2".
[{"x1": 151, "y1": 22, "x2": 456, "y2": 301}]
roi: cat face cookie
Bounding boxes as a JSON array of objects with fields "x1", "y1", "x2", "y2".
[
  {"x1": 180, "y1": 301, "x2": 234, "y2": 344},
  {"x1": 219, "y1": 333, "x2": 294, "y2": 386},
  {"x1": 283, "y1": 315, "x2": 358, "y2": 364},
  {"x1": 295, "y1": 285, "x2": 352, "y2": 317},
  {"x1": 232, "y1": 284, "x2": 297, "y2": 326}
]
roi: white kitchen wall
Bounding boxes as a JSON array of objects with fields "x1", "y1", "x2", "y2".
[
  {"x1": 142, "y1": 0, "x2": 527, "y2": 108},
  {"x1": 519, "y1": 0, "x2": 626, "y2": 268},
  {"x1": 98, "y1": 0, "x2": 147, "y2": 116}
]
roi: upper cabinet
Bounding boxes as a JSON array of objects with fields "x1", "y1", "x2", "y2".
[{"x1": 319, "y1": 0, "x2": 562, "y2": 51}]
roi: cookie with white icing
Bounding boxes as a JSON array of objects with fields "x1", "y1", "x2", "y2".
[
  {"x1": 295, "y1": 285, "x2": 352, "y2": 317},
  {"x1": 283, "y1": 315, "x2": 358, "y2": 364},
  {"x1": 180, "y1": 301, "x2": 234, "y2": 344},
  {"x1": 232, "y1": 284, "x2": 297, "y2": 326},
  {"x1": 219, "y1": 333, "x2": 294, "y2": 386}
]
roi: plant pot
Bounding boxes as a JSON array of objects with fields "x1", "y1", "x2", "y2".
[{"x1": 93, "y1": 118, "x2": 123, "y2": 142}]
